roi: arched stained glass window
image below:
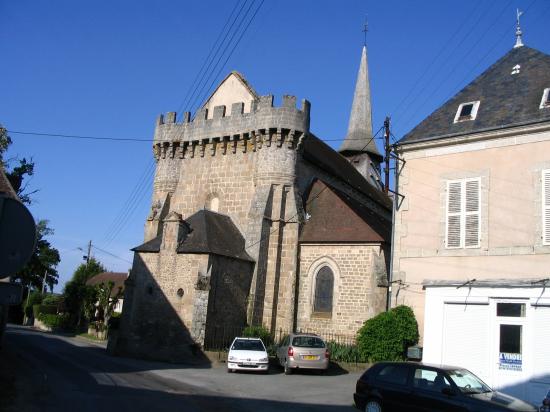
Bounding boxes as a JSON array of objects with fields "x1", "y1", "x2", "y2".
[{"x1": 314, "y1": 266, "x2": 334, "y2": 313}]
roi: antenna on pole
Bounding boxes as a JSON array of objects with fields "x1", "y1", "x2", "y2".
[{"x1": 514, "y1": 8, "x2": 524, "y2": 48}]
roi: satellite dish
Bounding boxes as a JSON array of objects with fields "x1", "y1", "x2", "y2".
[{"x1": 0, "y1": 194, "x2": 36, "y2": 278}]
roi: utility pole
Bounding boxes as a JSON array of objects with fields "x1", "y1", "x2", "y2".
[
  {"x1": 384, "y1": 116, "x2": 391, "y2": 193},
  {"x1": 86, "y1": 240, "x2": 92, "y2": 268},
  {"x1": 41, "y1": 269, "x2": 48, "y2": 294}
]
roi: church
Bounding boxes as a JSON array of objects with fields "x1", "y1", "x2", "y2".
[{"x1": 115, "y1": 46, "x2": 392, "y2": 361}]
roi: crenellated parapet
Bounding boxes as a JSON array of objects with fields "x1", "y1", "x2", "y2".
[{"x1": 152, "y1": 95, "x2": 310, "y2": 160}]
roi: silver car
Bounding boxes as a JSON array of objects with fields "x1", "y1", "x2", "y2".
[{"x1": 276, "y1": 333, "x2": 329, "y2": 375}]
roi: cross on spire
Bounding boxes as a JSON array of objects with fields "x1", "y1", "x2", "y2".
[
  {"x1": 363, "y1": 17, "x2": 368, "y2": 46},
  {"x1": 514, "y1": 8, "x2": 524, "y2": 49}
]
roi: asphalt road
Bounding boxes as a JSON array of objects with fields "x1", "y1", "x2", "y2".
[{"x1": 1, "y1": 325, "x2": 360, "y2": 412}]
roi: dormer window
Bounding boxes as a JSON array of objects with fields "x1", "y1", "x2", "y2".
[
  {"x1": 454, "y1": 101, "x2": 480, "y2": 123},
  {"x1": 540, "y1": 88, "x2": 550, "y2": 109}
]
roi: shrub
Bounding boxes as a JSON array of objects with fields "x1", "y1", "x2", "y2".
[
  {"x1": 242, "y1": 325, "x2": 273, "y2": 346},
  {"x1": 38, "y1": 313, "x2": 71, "y2": 330},
  {"x1": 357, "y1": 305, "x2": 419, "y2": 362},
  {"x1": 42, "y1": 294, "x2": 63, "y2": 306},
  {"x1": 327, "y1": 341, "x2": 367, "y2": 363},
  {"x1": 33, "y1": 304, "x2": 57, "y2": 319}
]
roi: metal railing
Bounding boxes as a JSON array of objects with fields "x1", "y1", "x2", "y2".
[{"x1": 203, "y1": 325, "x2": 358, "y2": 356}]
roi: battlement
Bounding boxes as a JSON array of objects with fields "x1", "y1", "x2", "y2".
[{"x1": 153, "y1": 95, "x2": 310, "y2": 147}]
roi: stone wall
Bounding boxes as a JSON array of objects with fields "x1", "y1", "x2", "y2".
[
  {"x1": 296, "y1": 244, "x2": 387, "y2": 338},
  {"x1": 116, "y1": 251, "x2": 209, "y2": 362},
  {"x1": 205, "y1": 255, "x2": 254, "y2": 341}
]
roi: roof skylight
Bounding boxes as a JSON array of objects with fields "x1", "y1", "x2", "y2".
[
  {"x1": 540, "y1": 88, "x2": 550, "y2": 109},
  {"x1": 454, "y1": 101, "x2": 480, "y2": 123}
]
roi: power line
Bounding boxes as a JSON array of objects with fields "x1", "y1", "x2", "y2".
[
  {"x1": 175, "y1": 0, "x2": 246, "y2": 116},
  {"x1": 92, "y1": 244, "x2": 133, "y2": 264},
  {"x1": 104, "y1": 160, "x2": 156, "y2": 246},
  {"x1": 8, "y1": 130, "x2": 151, "y2": 142},
  {"x1": 389, "y1": 0, "x2": 486, "y2": 118},
  {"x1": 7, "y1": 128, "x2": 370, "y2": 143},
  {"x1": 243, "y1": 125, "x2": 386, "y2": 253},
  {"x1": 395, "y1": 0, "x2": 513, "y2": 131},
  {"x1": 102, "y1": 158, "x2": 156, "y2": 243},
  {"x1": 189, "y1": 0, "x2": 265, "y2": 116}
]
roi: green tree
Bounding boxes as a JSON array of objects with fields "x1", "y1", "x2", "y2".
[
  {"x1": 13, "y1": 220, "x2": 60, "y2": 291},
  {"x1": 94, "y1": 280, "x2": 123, "y2": 331},
  {"x1": 2, "y1": 125, "x2": 60, "y2": 289},
  {"x1": 1, "y1": 125, "x2": 37, "y2": 204},
  {"x1": 63, "y1": 258, "x2": 106, "y2": 326}
]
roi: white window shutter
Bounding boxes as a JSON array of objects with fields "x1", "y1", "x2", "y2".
[
  {"x1": 465, "y1": 179, "x2": 481, "y2": 247},
  {"x1": 544, "y1": 170, "x2": 550, "y2": 245},
  {"x1": 446, "y1": 181, "x2": 462, "y2": 248}
]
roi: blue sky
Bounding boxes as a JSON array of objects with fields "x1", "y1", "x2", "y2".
[{"x1": 1, "y1": 0, "x2": 549, "y2": 292}]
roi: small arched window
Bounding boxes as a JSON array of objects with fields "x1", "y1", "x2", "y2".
[
  {"x1": 314, "y1": 266, "x2": 334, "y2": 313},
  {"x1": 205, "y1": 194, "x2": 219, "y2": 212}
]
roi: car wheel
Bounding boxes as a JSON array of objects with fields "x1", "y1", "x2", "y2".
[
  {"x1": 284, "y1": 361, "x2": 292, "y2": 375},
  {"x1": 365, "y1": 399, "x2": 382, "y2": 412},
  {"x1": 227, "y1": 368, "x2": 233, "y2": 373}
]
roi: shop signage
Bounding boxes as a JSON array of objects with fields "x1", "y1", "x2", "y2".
[{"x1": 499, "y1": 352, "x2": 522, "y2": 371}]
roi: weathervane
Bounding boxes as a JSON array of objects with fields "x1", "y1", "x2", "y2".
[{"x1": 514, "y1": 8, "x2": 524, "y2": 48}]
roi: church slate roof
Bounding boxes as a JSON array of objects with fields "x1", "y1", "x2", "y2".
[
  {"x1": 339, "y1": 46, "x2": 382, "y2": 159},
  {"x1": 302, "y1": 133, "x2": 392, "y2": 212},
  {"x1": 401, "y1": 46, "x2": 550, "y2": 144},
  {"x1": 132, "y1": 209, "x2": 254, "y2": 262},
  {"x1": 300, "y1": 179, "x2": 391, "y2": 243}
]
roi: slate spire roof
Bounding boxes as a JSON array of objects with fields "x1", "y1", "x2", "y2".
[
  {"x1": 339, "y1": 46, "x2": 382, "y2": 159},
  {"x1": 401, "y1": 46, "x2": 550, "y2": 144}
]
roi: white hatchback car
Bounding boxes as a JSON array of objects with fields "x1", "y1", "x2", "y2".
[{"x1": 227, "y1": 337, "x2": 269, "y2": 373}]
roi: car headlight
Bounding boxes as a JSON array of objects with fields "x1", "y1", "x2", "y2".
[
  {"x1": 259, "y1": 357, "x2": 268, "y2": 362},
  {"x1": 228, "y1": 356, "x2": 236, "y2": 361}
]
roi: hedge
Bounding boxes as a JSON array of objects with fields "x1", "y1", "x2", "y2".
[
  {"x1": 326, "y1": 341, "x2": 367, "y2": 363},
  {"x1": 37, "y1": 313, "x2": 72, "y2": 330},
  {"x1": 242, "y1": 325, "x2": 273, "y2": 346},
  {"x1": 357, "y1": 305, "x2": 419, "y2": 362}
]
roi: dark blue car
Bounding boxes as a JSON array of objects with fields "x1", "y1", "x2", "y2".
[{"x1": 354, "y1": 362, "x2": 538, "y2": 412}]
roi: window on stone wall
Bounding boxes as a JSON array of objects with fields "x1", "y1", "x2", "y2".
[
  {"x1": 205, "y1": 195, "x2": 219, "y2": 212},
  {"x1": 314, "y1": 266, "x2": 334, "y2": 315}
]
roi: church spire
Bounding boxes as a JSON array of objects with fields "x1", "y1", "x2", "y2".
[
  {"x1": 339, "y1": 45, "x2": 381, "y2": 159},
  {"x1": 514, "y1": 8, "x2": 524, "y2": 49}
]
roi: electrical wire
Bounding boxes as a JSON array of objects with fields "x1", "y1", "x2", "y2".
[
  {"x1": 102, "y1": 158, "x2": 156, "y2": 243},
  {"x1": 189, "y1": 0, "x2": 265, "y2": 116},
  {"x1": 395, "y1": 0, "x2": 514, "y2": 132},
  {"x1": 242, "y1": 125, "x2": 387, "y2": 253},
  {"x1": 389, "y1": 0, "x2": 485, "y2": 118},
  {"x1": 7, "y1": 128, "x2": 372, "y2": 143},
  {"x1": 175, "y1": 0, "x2": 248, "y2": 117},
  {"x1": 7, "y1": 130, "x2": 151, "y2": 142},
  {"x1": 92, "y1": 244, "x2": 133, "y2": 264},
  {"x1": 104, "y1": 160, "x2": 156, "y2": 246}
]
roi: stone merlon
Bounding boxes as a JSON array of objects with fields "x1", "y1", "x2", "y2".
[{"x1": 154, "y1": 95, "x2": 310, "y2": 144}]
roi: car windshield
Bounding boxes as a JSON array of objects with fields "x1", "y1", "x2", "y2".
[
  {"x1": 447, "y1": 369, "x2": 492, "y2": 394},
  {"x1": 292, "y1": 336, "x2": 325, "y2": 348},
  {"x1": 231, "y1": 339, "x2": 265, "y2": 351}
]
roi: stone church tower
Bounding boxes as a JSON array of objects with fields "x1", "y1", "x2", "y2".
[{"x1": 115, "y1": 49, "x2": 392, "y2": 362}]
